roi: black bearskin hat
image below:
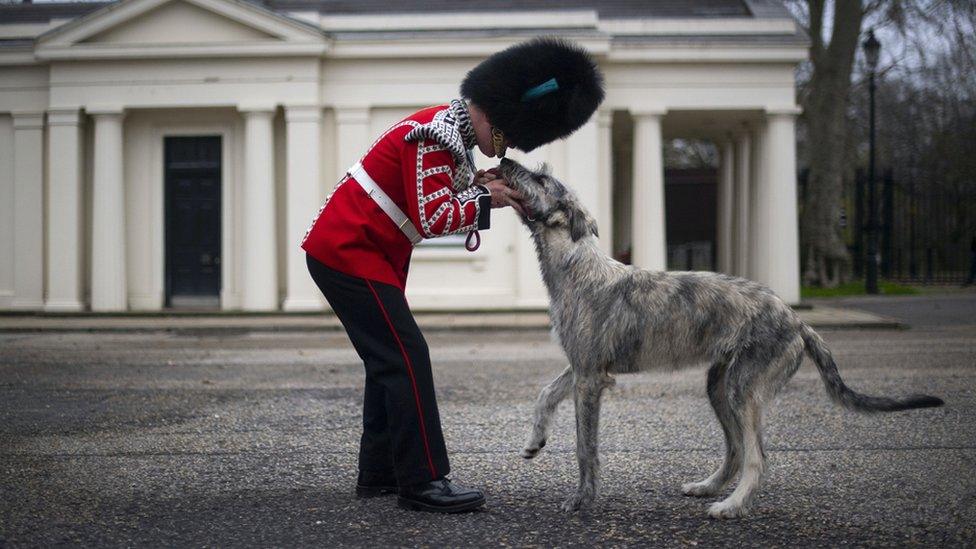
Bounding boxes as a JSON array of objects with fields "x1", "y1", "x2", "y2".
[{"x1": 460, "y1": 36, "x2": 605, "y2": 152}]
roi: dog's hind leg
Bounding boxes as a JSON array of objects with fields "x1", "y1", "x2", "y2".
[
  {"x1": 707, "y1": 341, "x2": 802, "y2": 518},
  {"x1": 708, "y1": 392, "x2": 765, "y2": 519},
  {"x1": 522, "y1": 364, "x2": 574, "y2": 459},
  {"x1": 682, "y1": 360, "x2": 742, "y2": 497},
  {"x1": 561, "y1": 373, "x2": 609, "y2": 512}
]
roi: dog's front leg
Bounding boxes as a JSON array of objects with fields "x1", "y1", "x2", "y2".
[
  {"x1": 561, "y1": 374, "x2": 607, "y2": 512},
  {"x1": 523, "y1": 365, "x2": 574, "y2": 459}
]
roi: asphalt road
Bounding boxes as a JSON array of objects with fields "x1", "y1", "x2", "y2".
[
  {"x1": 808, "y1": 291, "x2": 976, "y2": 327},
  {"x1": 2, "y1": 297, "x2": 974, "y2": 547}
]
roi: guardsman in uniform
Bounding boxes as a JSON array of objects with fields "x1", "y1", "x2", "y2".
[{"x1": 302, "y1": 37, "x2": 604, "y2": 513}]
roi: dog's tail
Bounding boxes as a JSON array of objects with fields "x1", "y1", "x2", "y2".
[{"x1": 801, "y1": 325, "x2": 944, "y2": 413}]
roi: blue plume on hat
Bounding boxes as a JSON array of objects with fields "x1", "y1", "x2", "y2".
[{"x1": 460, "y1": 36, "x2": 605, "y2": 152}]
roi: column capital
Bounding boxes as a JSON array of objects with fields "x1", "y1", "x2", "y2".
[
  {"x1": 12, "y1": 111, "x2": 45, "y2": 129},
  {"x1": 630, "y1": 106, "x2": 667, "y2": 118},
  {"x1": 765, "y1": 106, "x2": 802, "y2": 117},
  {"x1": 48, "y1": 108, "x2": 82, "y2": 127},
  {"x1": 237, "y1": 102, "x2": 276, "y2": 115},
  {"x1": 334, "y1": 105, "x2": 371, "y2": 125},
  {"x1": 87, "y1": 105, "x2": 126, "y2": 117},
  {"x1": 284, "y1": 105, "x2": 322, "y2": 123}
]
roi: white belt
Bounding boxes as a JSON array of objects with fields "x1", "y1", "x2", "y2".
[{"x1": 349, "y1": 162, "x2": 424, "y2": 246}]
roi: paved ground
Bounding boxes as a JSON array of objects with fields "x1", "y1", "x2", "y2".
[
  {"x1": 808, "y1": 291, "x2": 976, "y2": 327},
  {"x1": 1, "y1": 296, "x2": 974, "y2": 547},
  {"x1": 0, "y1": 300, "x2": 907, "y2": 334}
]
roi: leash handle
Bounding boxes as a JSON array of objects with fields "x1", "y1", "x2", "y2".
[{"x1": 465, "y1": 230, "x2": 481, "y2": 252}]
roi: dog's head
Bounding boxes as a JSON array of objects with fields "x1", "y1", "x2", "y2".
[{"x1": 498, "y1": 157, "x2": 599, "y2": 242}]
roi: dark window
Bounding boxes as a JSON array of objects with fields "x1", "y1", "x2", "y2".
[{"x1": 164, "y1": 136, "x2": 222, "y2": 308}]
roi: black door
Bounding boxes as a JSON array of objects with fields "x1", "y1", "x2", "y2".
[{"x1": 165, "y1": 136, "x2": 221, "y2": 308}]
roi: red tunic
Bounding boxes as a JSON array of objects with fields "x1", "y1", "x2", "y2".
[{"x1": 301, "y1": 104, "x2": 491, "y2": 290}]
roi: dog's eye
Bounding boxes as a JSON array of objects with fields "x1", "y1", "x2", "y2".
[{"x1": 532, "y1": 175, "x2": 547, "y2": 186}]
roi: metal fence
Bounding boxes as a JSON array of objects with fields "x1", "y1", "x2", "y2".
[{"x1": 848, "y1": 169, "x2": 976, "y2": 284}]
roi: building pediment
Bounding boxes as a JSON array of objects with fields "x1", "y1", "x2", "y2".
[
  {"x1": 36, "y1": 0, "x2": 327, "y2": 60},
  {"x1": 81, "y1": 1, "x2": 278, "y2": 45}
]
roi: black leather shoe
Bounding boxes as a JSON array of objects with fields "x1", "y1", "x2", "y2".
[
  {"x1": 397, "y1": 478, "x2": 486, "y2": 513},
  {"x1": 355, "y1": 471, "x2": 398, "y2": 498}
]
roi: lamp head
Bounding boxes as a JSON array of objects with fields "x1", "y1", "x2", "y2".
[{"x1": 862, "y1": 29, "x2": 881, "y2": 72}]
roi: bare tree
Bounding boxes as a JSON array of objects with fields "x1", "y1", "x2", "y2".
[
  {"x1": 789, "y1": 0, "x2": 975, "y2": 286},
  {"x1": 664, "y1": 139, "x2": 718, "y2": 169},
  {"x1": 792, "y1": 0, "x2": 867, "y2": 287},
  {"x1": 861, "y1": 1, "x2": 976, "y2": 279}
]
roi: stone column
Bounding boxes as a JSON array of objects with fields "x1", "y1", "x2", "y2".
[
  {"x1": 283, "y1": 105, "x2": 323, "y2": 311},
  {"x1": 514, "y1": 146, "x2": 549, "y2": 308},
  {"x1": 733, "y1": 131, "x2": 752, "y2": 278},
  {"x1": 596, "y1": 109, "x2": 614, "y2": 255},
  {"x1": 630, "y1": 109, "x2": 667, "y2": 271},
  {"x1": 334, "y1": 106, "x2": 370, "y2": 181},
  {"x1": 45, "y1": 109, "x2": 85, "y2": 311},
  {"x1": 716, "y1": 138, "x2": 735, "y2": 274},
  {"x1": 90, "y1": 109, "x2": 127, "y2": 311},
  {"x1": 11, "y1": 112, "x2": 45, "y2": 309},
  {"x1": 565, "y1": 116, "x2": 601, "y2": 240},
  {"x1": 749, "y1": 119, "x2": 767, "y2": 282},
  {"x1": 755, "y1": 109, "x2": 801, "y2": 303},
  {"x1": 239, "y1": 106, "x2": 278, "y2": 311}
]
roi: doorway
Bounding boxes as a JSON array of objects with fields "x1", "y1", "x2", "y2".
[{"x1": 164, "y1": 135, "x2": 222, "y2": 308}]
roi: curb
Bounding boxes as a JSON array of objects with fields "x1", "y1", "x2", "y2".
[
  {"x1": 0, "y1": 312, "x2": 552, "y2": 334},
  {"x1": 0, "y1": 310, "x2": 905, "y2": 334},
  {"x1": 805, "y1": 321, "x2": 906, "y2": 330},
  {"x1": 0, "y1": 324, "x2": 547, "y2": 334}
]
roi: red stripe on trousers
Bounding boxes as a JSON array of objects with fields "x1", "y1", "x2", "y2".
[{"x1": 364, "y1": 279, "x2": 438, "y2": 479}]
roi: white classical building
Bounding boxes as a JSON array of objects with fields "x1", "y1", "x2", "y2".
[{"x1": 0, "y1": 0, "x2": 807, "y2": 312}]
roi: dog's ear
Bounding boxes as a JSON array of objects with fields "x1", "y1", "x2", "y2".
[
  {"x1": 568, "y1": 209, "x2": 599, "y2": 242},
  {"x1": 545, "y1": 210, "x2": 568, "y2": 228}
]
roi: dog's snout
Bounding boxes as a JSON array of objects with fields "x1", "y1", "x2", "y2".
[{"x1": 497, "y1": 158, "x2": 520, "y2": 183}]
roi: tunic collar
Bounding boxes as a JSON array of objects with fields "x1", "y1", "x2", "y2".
[{"x1": 451, "y1": 99, "x2": 478, "y2": 151}]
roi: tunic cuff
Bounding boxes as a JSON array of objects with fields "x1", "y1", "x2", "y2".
[{"x1": 476, "y1": 190, "x2": 492, "y2": 230}]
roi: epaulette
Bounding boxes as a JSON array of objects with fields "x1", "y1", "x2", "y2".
[
  {"x1": 404, "y1": 105, "x2": 468, "y2": 162},
  {"x1": 404, "y1": 102, "x2": 476, "y2": 189}
]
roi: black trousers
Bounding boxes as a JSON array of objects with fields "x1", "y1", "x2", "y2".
[{"x1": 306, "y1": 254, "x2": 449, "y2": 485}]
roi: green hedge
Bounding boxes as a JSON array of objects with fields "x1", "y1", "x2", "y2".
[{"x1": 801, "y1": 281, "x2": 919, "y2": 299}]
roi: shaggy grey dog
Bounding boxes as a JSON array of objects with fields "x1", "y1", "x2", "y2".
[{"x1": 497, "y1": 157, "x2": 943, "y2": 519}]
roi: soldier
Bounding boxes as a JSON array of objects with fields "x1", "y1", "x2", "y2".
[{"x1": 302, "y1": 37, "x2": 604, "y2": 513}]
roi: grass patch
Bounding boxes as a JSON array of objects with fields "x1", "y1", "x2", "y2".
[{"x1": 801, "y1": 280, "x2": 920, "y2": 299}]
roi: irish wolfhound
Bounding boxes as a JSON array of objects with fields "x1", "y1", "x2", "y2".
[{"x1": 497, "y1": 157, "x2": 943, "y2": 519}]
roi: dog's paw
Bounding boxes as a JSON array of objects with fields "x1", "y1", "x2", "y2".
[
  {"x1": 707, "y1": 500, "x2": 749, "y2": 519},
  {"x1": 560, "y1": 493, "x2": 592, "y2": 513},
  {"x1": 560, "y1": 494, "x2": 582, "y2": 513},
  {"x1": 521, "y1": 438, "x2": 546, "y2": 459},
  {"x1": 681, "y1": 481, "x2": 719, "y2": 497}
]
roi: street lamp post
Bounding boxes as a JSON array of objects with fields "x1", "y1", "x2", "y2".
[{"x1": 863, "y1": 29, "x2": 881, "y2": 294}]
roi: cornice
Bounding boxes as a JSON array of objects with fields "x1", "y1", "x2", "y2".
[{"x1": 35, "y1": 42, "x2": 327, "y2": 61}]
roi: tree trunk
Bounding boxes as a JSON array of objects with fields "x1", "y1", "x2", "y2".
[{"x1": 800, "y1": 0, "x2": 865, "y2": 286}]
